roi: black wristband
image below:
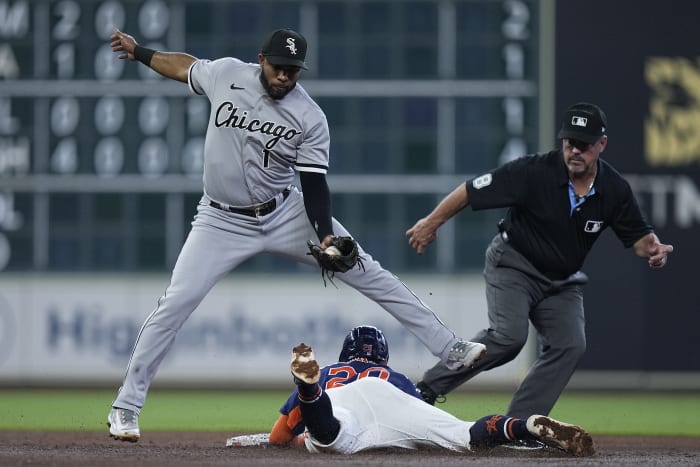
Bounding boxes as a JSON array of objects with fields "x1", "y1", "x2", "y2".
[{"x1": 134, "y1": 45, "x2": 156, "y2": 67}]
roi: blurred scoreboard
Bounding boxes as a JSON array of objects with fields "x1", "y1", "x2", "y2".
[
  {"x1": 1, "y1": 1, "x2": 206, "y2": 180},
  {"x1": 0, "y1": 0, "x2": 541, "y2": 272},
  {"x1": 0, "y1": 1, "x2": 214, "y2": 272}
]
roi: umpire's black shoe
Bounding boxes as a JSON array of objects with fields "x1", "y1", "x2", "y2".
[
  {"x1": 416, "y1": 381, "x2": 440, "y2": 405},
  {"x1": 498, "y1": 439, "x2": 547, "y2": 451}
]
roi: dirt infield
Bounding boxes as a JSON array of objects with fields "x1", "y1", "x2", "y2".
[{"x1": 0, "y1": 431, "x2": 698, "y2": 466}]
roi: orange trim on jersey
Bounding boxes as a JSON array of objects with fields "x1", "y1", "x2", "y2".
[
  {"x1": 287, "y1": 406, "x2": 304, "y2": 432},
  {"x1": 269, "y1": 414, "x2": 294, "y2": 445}
]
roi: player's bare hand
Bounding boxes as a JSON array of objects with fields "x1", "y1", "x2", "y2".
[
  {"x1": 320, "y1": 234, "x2": 334, "y2": 250},
  {"x1": 406, "y1": 218, "x2": 438, "y2": 255},
  {"x1": 110, "y1": 28, "x2": 137, "y2": 60}
]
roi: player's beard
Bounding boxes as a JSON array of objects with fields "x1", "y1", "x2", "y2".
[
  {"x1": 259, "y1": 72, "x2": 295, "y2": 100},
  {"x1": 565, "y1": 155, "x2": 593, "y2": 178}
]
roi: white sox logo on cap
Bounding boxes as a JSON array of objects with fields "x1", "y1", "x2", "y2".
[
  {"x1": 261, "y1": 29, "x2": 308, "y2": 69},
  {"x1": 286, "y1": 38, "x2": 298, "y2": 55}
]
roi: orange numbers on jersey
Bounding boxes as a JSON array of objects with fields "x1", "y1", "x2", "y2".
[{"x1": 325, "y1": 365, "x2": 390, "y2": 389}]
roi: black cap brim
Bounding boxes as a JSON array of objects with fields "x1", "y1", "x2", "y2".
[
  {"x1": 265, "y1": 55, "x2": 308, "y2": 70},
  {"x1": 558, "y1": 129, "x2": 601, "y2": 144}
]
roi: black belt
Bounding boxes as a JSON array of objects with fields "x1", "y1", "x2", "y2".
[{"x1": 209, "y1": 188, "x2": 290, "y2": 217}]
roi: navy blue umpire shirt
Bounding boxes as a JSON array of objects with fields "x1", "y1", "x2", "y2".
[{"x1": 466, "y1": 150, "x2": 653, "y2": 280}]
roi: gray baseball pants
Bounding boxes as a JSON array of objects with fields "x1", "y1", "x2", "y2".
[
  {"x1": 112, "y1": 188, "x2": 461, "y2": 413},
  {"x1": 420, "y1": 234, "x2": 588, "y2": 419}
]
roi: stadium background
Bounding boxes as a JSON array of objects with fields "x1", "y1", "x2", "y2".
[{"x1": 0, "y1": 0, "x2": 697, "y2": 391}]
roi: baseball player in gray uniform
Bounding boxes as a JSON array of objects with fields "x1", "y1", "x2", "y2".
[{"x1": 106, "y1": 28, "x2": 486, "y2": 442}]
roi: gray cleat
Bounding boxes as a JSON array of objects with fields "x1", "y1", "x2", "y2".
[
  {"x1": 444, "y1": 340, "x2": 486, "y2": 370},
  {"x1": 107, "y1": 407, "x2": 140, "y2": 442}
]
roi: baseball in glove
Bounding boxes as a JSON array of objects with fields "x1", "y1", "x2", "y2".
[{"x1": 307, "y1": 236, "x2": 365, "y2": 287}]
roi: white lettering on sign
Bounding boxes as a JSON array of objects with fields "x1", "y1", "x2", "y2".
[
  {"x1": 0, "y1": 98, "x2": 19, "y2": 134},
  {"x1": 627, "y1": 174, "x2": 700, "y2": 228},
  {"x1": 0, "y1": 192, "x2": 23, "y2": 231},
  {"x1": 0, "y1": 1, "x2": 29, "y2": 37},
  {"x1": 0, "y1": 44, "x2": 19, "y2": 78},
  {"x1": 0, "y1": 136, "x2": 30, "y2": 175}
]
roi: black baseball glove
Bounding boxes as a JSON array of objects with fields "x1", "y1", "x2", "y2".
[{"x1": 307, "y1": 236, "x2": 365, "y2": 287}]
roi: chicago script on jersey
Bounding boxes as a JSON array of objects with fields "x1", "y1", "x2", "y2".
[{"x1": 214, "y1": 102, "x2": 302, "y2": 149}]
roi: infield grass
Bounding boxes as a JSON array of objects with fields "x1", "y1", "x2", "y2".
[{"x1": 0, "y1": 388, "x2": 697, "y2": 437}]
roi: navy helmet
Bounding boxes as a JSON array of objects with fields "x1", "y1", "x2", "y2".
[{"x1": 338, "y1": 325, "x2": 389, "y2": 364}]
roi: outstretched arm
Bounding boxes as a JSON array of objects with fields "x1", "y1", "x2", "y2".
[
  {"x1": 406, "y1": 181, "x2": 470, "y2": 255},
  {"x1": 633, "y1": 232, "x2": 674, "y2": 269},
  {"x1": 269, "y1": 414, "x2": 306, "y2": 448},
  {"x1": 110, "y1": 28, "x2": 196, "y2": 83}
]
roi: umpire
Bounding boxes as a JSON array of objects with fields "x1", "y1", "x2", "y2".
[{"x1": 406, "y1": 102, "x2": 674, "y2": 419}]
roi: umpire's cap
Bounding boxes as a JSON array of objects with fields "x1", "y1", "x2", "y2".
[
  {"x1": 558, "y1": 102, "x2": 607, "y2": 143},
  {"x1": 261, "y1": 29, "x2": 308, "y2": 70}
]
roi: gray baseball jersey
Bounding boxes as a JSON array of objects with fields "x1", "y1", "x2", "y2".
[{"x1": 189, "y1": 58, "x2": 329, "y2": 206}]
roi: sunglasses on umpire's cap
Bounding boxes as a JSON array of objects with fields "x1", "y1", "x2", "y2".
[
  {"x1": 558, "y1": 102, "x2": 608, "y2": 144},
  {"x1": 261, "y1": 29, "x2": 308, "y2": 70}
]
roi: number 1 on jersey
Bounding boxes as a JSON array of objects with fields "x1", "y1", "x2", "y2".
[{"x1": 262, "y1": 149, "x2": 271, "y2": 168}]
